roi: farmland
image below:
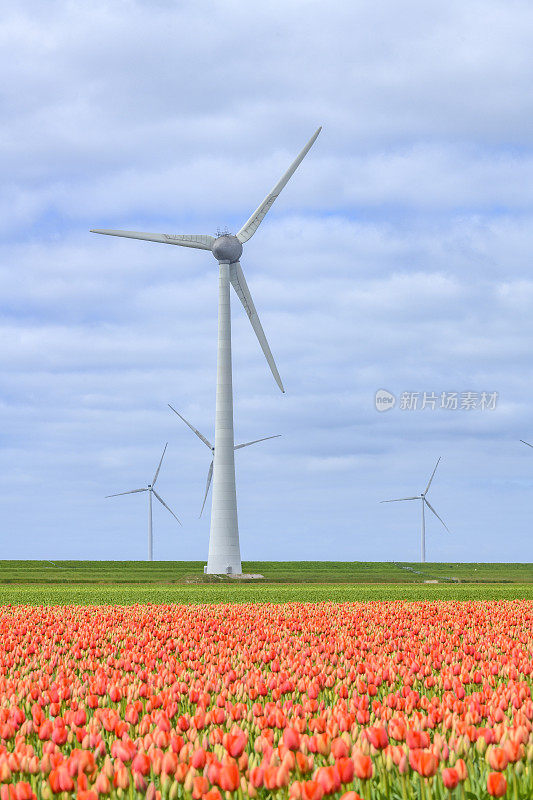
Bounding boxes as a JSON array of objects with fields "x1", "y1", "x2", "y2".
[
  {"x1": 0, "y1": 561, "x2": 531, "y2": 605},
  {"x1": 0, "y1": 560, "x2": 531, "y2": 585},
  {"x1": 0, "y1": 583, "x2": 532, "y2": 606},
  {"x1": 0, "y1": 601, "x2": 532, "y2": 799}
]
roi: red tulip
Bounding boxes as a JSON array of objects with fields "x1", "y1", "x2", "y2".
[
  {"x1": 131, "y1": 752, "x2": 151, "y2": 776},
  {"x1": 49, "y1": 767, "x2": 74, "y2": 794},
  {"x1": 406, "y1": 730, "x2": 430, "y2": 750},
  {"x1": 224, "y1": 730, "x2": 247, "y2": 758},
  {"x1": 249, "y1": 767, "x2": 264, "y2": 788},
  {"x1": 314, "y1": 766, "x2": 341, "y2": 795},
  {"x1": 441, "y1": 768, "x2": 459, "y2": 790},
  {"x1": 283, "y1": 728, "x2": 301, "y2": 751},
  {"x1": 366, "y1": 726, "x2": 388, "y2": 750},
  {"x1": 336, "y1": 758, "x2": 354, "y2": 784}
]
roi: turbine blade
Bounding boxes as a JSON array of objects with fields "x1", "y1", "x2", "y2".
[
  {"x1": 424, "y1": 498, "x2": 450, "y2": 532},
  {"x1": 91, "y1": 230, "x2": 215, "y2": 250},
  {"x1": 380, "y1": 497, "x2": 419, "y2": 503},
  {"x1": 520, "y1": 439, "x2": 533, "y2": 448},
  {"x1": 105, "y1": 488, "x2": 147, "y2": 498},
  {"x1": 236, "y1": 127, "x2": 321, "y2": 243},
  {"x1": 229, "y1": 261, "x2": 284, "y2": 392},
  {"x1": 235, "y1": 434, "x2": 281, "y2": 450},
  {"x1": 168, "y1": 405, "x2": 213, "y2": 450},
  {"x1": 152, "y1": 443, "x2": 168, "y2": 486},
  {"x1": 424, "y1": 456, "x2": 441, "y2": 494},
  {"x1": 152, "y1": 489, "x2": 182, "y2": 525},
  {"x1": 199, "y1": 460, "x2": 213, "y2": 518}
]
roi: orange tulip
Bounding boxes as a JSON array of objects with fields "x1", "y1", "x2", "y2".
[
  {"x1": 487, "y1": 772, "x2": 507, "y2": 797},
  {"x1": 488, "y1": 748, "x2": 509, "y2": 772},
  {"x1": 353, "y1": 753, "x2": 373, "y2": 780},
  {"x1": 13, "y1": 785, "x2": 34, "y2": 800},
  {"x1": 93, "y1": 773, "x2": 111, "y2": 794},
  {"x1": 300, "y1": 780, "x2": 324, "y2": 800},
  {"x1": 409, "y1": 749, "x2": 438, "y2": 777},
  {"x1": 191, "y1": 776, "x2": 209, "y2": 799},
  {"x1": 49, "y1": 767, "x2": 74, "y2": 794},
  {"x1": 218, "y1": 762, "x2": 239, "y2": 792},
  {"x1": 454, "y1": 758, "x2": 468, "y2": 782}
]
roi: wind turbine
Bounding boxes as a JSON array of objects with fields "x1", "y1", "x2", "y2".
[
  {"x1": 168, "y1": 404, "x2": 280, "y2": 516},
  {"x1": 92, "y1": 127, "x2": 321, "y2": 574},
  {"x1": 106, "y1": 443, "x2": 181, "y2": 561},
  {"x1": 520, "y1": 440, "x2": 533, "y2": 448},
  {"x1": 381, "y1": 457, "x2": 450, "y2": 563}
]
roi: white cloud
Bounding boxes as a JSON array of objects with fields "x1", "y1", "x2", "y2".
[{"x1": 0, "y1": 0, "x2": 532, "y2": 560}]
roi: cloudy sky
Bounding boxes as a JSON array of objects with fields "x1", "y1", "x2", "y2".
[{"x1": 1, "y1": 0, "x2": 532, "y2": 563}]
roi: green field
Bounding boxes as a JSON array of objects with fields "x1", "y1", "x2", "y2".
[
  {"x1": 0, "y1": 582, "x2": 531, "y2": 605},
  {"x1": 0, "y1": 560, "x2": 531, "y2": 584},
  {"x1": 0, "y1": 560, "x2": 531, "y2": 604}
]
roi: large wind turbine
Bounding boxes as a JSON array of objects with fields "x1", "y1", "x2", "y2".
[
  {"x1": 92, "y1": 128, "x2": 321, "y2": 573},
  {"x1": 168, "y1": 404, "x2": 280, "y2": 516},
  {"x1": 520, "y1": 440, "x2": 533, "y2": 448},
  {"x1": 106, "y1": 443, "x2": 181, "y2": 561},
  {"x1": 381, "y1": 457, "x2": 450, "y2": 563}
]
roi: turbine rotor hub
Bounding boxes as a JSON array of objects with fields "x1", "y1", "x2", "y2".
[{"x1": 212, "y1": 234, "x2": 243, "y2": 264}]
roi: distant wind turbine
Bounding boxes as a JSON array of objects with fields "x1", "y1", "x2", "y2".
[
  {"x1": 168, "y1": 404, "x2": 280, "y2": 517},
  {"x1": 92, "y1": 127, "x2": 321, "y2": 573},
  {"x1": 520, "y1": 440, "x2": 533, "y2": 448},
  {"x1": 106, "y1": 443, "x2": 181, "y2": 561},
  {"x1": 381, "y1": 457, "x2": 450, "y2": 563}
]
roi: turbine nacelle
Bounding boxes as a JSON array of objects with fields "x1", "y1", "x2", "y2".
[{"x1": 211, "y1": 234, "x2": 243, "y2": 264}]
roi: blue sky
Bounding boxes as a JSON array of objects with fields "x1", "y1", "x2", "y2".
[{"x1": 1, "y1": 0, "x2": 532, "y2": 563}]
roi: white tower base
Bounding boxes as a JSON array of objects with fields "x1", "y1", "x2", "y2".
[{"x1": 206, "y1": 262, "x2": 242, "y2": 574}]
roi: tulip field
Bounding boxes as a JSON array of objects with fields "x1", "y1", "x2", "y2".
[{"x1": 0, "y1": 602, "x2": 532, "y2": 800}]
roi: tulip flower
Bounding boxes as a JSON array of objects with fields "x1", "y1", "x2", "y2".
[
  {"x1": 352, "y1": 753, "x2": 373, "y2": 780},
  {"x1": 441, "y1": 767, "x2": 459, "y2": 790},
  {"x1": 488, "y1": 748, "x2": 509, "y2": 772},
  {"x1": 487, "y1": 772, "x2": 507, "y2": 797}
]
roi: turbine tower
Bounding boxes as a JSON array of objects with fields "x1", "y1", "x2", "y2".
[
  {"x1": 381, "y1": 457, "x2": 450, "y2": 563},
  {"x1": 105, "y1": 443, "x2": 181, "y2": 560},
  {"x1": 92, "y1": 128, "x2": 321, "y2": 573},
  {"x1": 168, "y1": 404, "x2": 280, "y2": 516}
]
